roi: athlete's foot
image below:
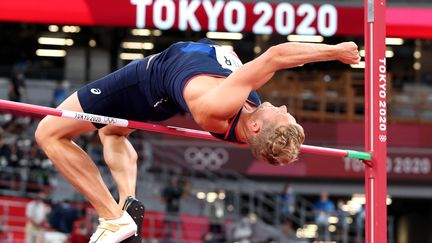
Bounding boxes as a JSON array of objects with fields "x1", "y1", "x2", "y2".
[
  {"x1": 121, "y1": 196, "x2": 145, "y2": 243},
  {"x1": 89, "y1": 211, "x2": 137, "y2": 243}
]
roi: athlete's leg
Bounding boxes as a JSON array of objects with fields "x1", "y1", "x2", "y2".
[
  {"x1": 35, "y1": 92, "x2": 122, "y2": 219},
  {"x1": 98, "y1": 125, "x2": 137, "y2": 207},
  {"x1": 98, "y1": 127, "x2": 146, "y2": 243}
]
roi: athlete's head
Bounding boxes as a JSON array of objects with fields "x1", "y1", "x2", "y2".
[{"x1": 245, "y1": 102, "x2": 305, "y2": 166}]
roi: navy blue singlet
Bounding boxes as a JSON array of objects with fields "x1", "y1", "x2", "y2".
[{"x1": 77, "y1": 38, "x2": 261, "y2": 143}]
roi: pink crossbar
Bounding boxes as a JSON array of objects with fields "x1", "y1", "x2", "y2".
[{"x1": 0, "y1": 99, "x2": 350, "y2": 157}]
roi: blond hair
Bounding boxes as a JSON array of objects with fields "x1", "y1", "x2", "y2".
[{"x1": 247, "y1": 122, "x2": 305, "y2": 166}]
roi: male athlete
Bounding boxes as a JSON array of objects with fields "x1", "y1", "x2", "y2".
[{"x1": 35, "y1": 39, "x2": 360, "y2": 242}]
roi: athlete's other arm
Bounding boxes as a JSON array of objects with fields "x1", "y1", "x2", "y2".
[{"x1": 193, "y1": 42, "x2": 360, "y2": 122}]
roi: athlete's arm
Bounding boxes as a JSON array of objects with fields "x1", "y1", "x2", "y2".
[{"x1": 193, "y1": 42, "x2": 360, "y2": 122}]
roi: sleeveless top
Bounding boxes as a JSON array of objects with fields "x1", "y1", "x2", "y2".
[{"x1": 142, "y1": 38, "x2": 261, "y2": 143}]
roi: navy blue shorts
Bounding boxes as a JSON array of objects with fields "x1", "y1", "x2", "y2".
[{"x1": 77, "y1": 58, "x2": 150, "y2": 129}]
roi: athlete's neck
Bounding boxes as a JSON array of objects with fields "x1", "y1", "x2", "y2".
[{"x1": 236, "y1": 103, "x2": 258, "y2": 144}]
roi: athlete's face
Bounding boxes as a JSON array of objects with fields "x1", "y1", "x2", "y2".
[{"x1": 253, "y1": 101, "x2": 297, "y2": 125}]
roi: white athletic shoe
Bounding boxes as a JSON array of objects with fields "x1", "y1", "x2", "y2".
[{"x1": 89, "y1": 211, "x2": 137, "y2": 243}]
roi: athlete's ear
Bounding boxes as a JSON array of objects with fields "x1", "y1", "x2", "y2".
[{"x1": 247, "y1": 119, "x2": 262, "y2": 134}]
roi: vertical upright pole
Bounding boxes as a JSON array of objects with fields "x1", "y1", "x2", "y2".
[{"x1": 364, "y1": 0, "x2": 387, "y2": 243}]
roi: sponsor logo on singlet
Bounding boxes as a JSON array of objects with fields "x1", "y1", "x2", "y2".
[
  {"x1": 153, "y1": 97, "x2": 168, "y2": 107},
  {"x1": 90, "y1": 88, "x2": 101, "y2": 95}
]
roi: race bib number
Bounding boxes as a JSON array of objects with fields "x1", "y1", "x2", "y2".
[{"x1": 214, "y1": 45, "x2": 243, "y2": 72}]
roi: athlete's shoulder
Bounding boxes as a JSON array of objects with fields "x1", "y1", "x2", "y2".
[
  {"x1": 170, "y1": 38, "x2": 221, "y2": 47},
  {"x1": 196, "y1": 38, "x2": 221, "y2": 46}
]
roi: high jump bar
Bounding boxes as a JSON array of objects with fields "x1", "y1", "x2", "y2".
[{"x1": 0, "y1": 99, "x2": 371, "y2": 160}]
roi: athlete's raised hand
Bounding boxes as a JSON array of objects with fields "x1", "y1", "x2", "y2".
[{"x1": 336, "y1": 42, "x2": 361, "y2": 64}]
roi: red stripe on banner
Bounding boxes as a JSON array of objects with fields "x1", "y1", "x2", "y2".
[
  {"x1": 0, "y1": 0, "x2": 431, "y2": 38},
  {"x1": 387, "y1": 25, "x2": 432, "y2": 38},
  {"x1": 387, "y1": 8, "x2": 432, "y2": 38},
  {"x1": 0, "y1": 0, "x2": 94, "y2": 25},
  {"x1": 387, "y1": 8, "x2": 432, "y2": 27},
  {"x1": 84, "y1": 0, "x2": 136, "y2": 26}
]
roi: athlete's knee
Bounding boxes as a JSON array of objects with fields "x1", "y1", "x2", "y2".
[
  {"x1": 35, "y1": 117, "x2": 53, "y2": 148},
  {"x1": 128, "y1": 146, "x2": 138, "y2": 163},
  {"x1": 35, "y1": 117, "x2": 68, "y2": 149}
]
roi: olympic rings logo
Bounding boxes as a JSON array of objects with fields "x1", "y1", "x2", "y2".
[
  {"x1": 184, "y1": 147, "x2": 229, "y2": 170},
  {"x1": 379, "y1": 135, "x2": 387, "y2": 142}
]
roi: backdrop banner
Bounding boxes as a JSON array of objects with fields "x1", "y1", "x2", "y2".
[{"x1": 1, "y1": 0, "x2": 431, "y2": 38}]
